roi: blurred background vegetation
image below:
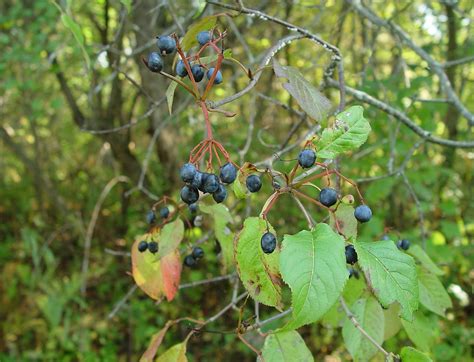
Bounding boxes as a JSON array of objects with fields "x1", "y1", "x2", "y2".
[{"x1": 0, "y1": 0, "x2": 472, "y2": 360}]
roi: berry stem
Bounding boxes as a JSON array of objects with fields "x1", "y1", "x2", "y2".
[
  {"x1": 159, "y1": 71, "x2": 197, "y2": 98},
  {"x1": 200, "y1": 101, "x2": 214, "y2": 139}
]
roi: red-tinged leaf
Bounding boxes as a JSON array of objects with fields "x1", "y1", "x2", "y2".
[
  {"x1": 140, "y1": 321, "x2": 174, "y2": 362},
  {"x1": 161, "y1": 252, "x2": 182, "y2": 301}
]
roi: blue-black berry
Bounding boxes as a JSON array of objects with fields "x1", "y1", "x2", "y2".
[
  {"x1": 191, "y1": 171, "x2": 204, "y2": 189},
  {"x1": 219, "y1": 163, "x2": 237, "y2": 184},
  {"x1": 203, "y1": 174, "x2": 219, "y2": 193},
  {"x1": 160, "y1": 207, "x2": 170, "y2": 219},
  {"x1": 197, "y1": 31, "x2": 212, "y2": 46},
  {"x1": 146, "y1": 210, "x2": 156, "y2": 224},
  {"x1": 345, "y1": 244, "x2": 358, "y2": 265},
  {"x1": 180, "y1": 163, "x2": 197, "y2": 183},
  {"x1": 138, "y1": 240, "x2": 148, "y2": 252},
  {"x1": 212, "y1": 184, "x2": 227, "y2": 203},
  {"x1": 319, "y1": 187, "x2": 338, "y2": 207},
  {"x1": 397, "y1": 239, "x2": 410, "y2": 250},
  {"x1": 298, "y1": 149, "x2": 316, "y2": 168},
  {"x1": 354, "y1": 205, "x2": 372, "y2": 223},
  {"x1": 184, "y1": 254, "x2": 197, "y2": 267},
  {"x1": 147, "y1": 52, "x2": 163, "y2": 72},
  {"x1": 180, "y1": 185, "x2": 199, "y2": 204},
  {"x1": 191, "y1": 64, "x2": 204, "y2": 82},
  {"x1": 246, "y1": 174, "x2": 262, "y2": 193},
  {"x1": 157, "y1": 35, "x2": 176, "y2": 54},
  {"x1": 192, "y1": 246, "x2": 204, "y2": 259},
  {"x1": 148, "y1": 241, "x2": 159, "y2": 254},
  {"x1": 261, "y1": 232, "x2": 277, "y2": 254},
  {"x1": 189, "y1": 203, "x2": 198, "y2": 214},
  {"x1": 176, "y1": 60, "x2": 188, "y2": 77},
  {"x1": 207, "y1": 67, "x2": 223, "y2": 84}
]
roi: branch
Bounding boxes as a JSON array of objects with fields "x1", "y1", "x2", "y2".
[{"x1": 326, "y1": 78, "x2": 474, "y2": 148}]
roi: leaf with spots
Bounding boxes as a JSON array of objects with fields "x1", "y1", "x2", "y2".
[
  {"x1": 316, "y1": 106, "x2": 371, "y2": 159},
  {"x1": 354, "y1": 240, "x2": 419, "y2": 321},
  {"x1": 260, "y1": 330, "x2": 313, "y2": 362},
  {"x1": 329, "y1": 204, "x2": 357, "y2": 240},
  {"x1": 279, "y1": 223, "x2": 348, "y2": 330},
  {"x1": 235, "y1": 217, "x2": 281, "y2": 307}
]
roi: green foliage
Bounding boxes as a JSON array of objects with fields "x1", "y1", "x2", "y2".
[{"x1": 260, "y1": 330, "x2": 313, "y2": 362}]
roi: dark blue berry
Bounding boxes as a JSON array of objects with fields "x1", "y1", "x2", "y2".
[
  {"x1": 147, "y1": 52, "x2": 163, "y2": 72},
  {"x1": 191, "y1": 171, "x2": 204, "y2": 189},
  {"x1": 191, "y1": 64, "x2": 204, "y2": 82},
  {"x1": 160, "y1": 207, "x2": 169, "y2": 219},
  {"x1": 192, "y1": 246, "x2": 204, "y2": 259},
  {"x1": 148, "y1": 241, "x2": 159, "y2": 254},
  {"x1": 197, "y1": 31, "x2": 212, "y2": 46},
  {"x1": 212, "y1": 184, "x2": 227, "y2": 203},
  {"x1": 176, "y1": 60, "x2": 188, "y2": 77},
  {"x1": 157, "y1": 35, "x2": 176, "y2": 54},
  {"x1": 261, "y1": 232, "x2": 277, "y2": 254},
  {"x1": 397, "y1": 239, "x2": 410, "y2": 250},
  {"x1": 189, "y1": 203, "x2": 198, "y2": 214},
  {"x1": 354, "y1": 205, "x2": 372, "y2": 223},
  {"x1": 298, "y1": 149, "x2": 316, "y2": 168},
  {"x1": 246, "y1": 174, "x2": 262, "y2": 193},
  {"x1": 138, "y1": 240, "x2": 148, "y2": 252},
  {"x1": 219, "y1": 163, "x2": 237, "y2": 184},
  {"x1": 203, "y1": 174, "x2": 219, "y2": 193},
  {"x1": 206, "y1": 67, "x2": 223, "y2": 84},
  {"x1": 180, "y1": 163, "x2": 197, "y2": 183},
  {"x1": 184, "y1": 254, "x2": 197, "y2": 267},
  {"x1": 345, "y1": 244, "x2": 358, "y2": 264},
  {"x1": 319, "y1": 187, "x2": 338, "y2": 207},
  {"x1": 180, "y1": 185, "x2": 199, "y2": 204},
  {"x1": 146, "y1": 210, "x2": 156, "y2": 224}
]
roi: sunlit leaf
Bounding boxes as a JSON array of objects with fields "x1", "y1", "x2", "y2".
[
  {"x1": 260, "y1": 330, "x2": 313, "y2": 362},
  {"x1": 156, "y1": 342, "x2": 187, "y2": 362},
  {"x1": 166, "y1": 82, "x2": 178, "y2": 115},
  {"x1": 400, "y1": 346, "x2": 433, "y2": 362},
  {"x1": 181, "y1": 16, "x2": 217, "y2": 51}
]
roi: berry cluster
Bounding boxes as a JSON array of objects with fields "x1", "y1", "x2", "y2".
[
  {"x1": 183, "y1": 246, "x2": 205, "y2": 268},
  {"x1": 138, "y1": 240, "x2": 159, "y2": 254}
]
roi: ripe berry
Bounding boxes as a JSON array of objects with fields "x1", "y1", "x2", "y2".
[
  {"x1": 197, "y1": 31, "x2": 212, "y2": 45},
  {"x1": 147, "y1": 52, "x2": 163, "y2": 73},
  {"x1": 138, "y1": 240, "x2": 148, "y2": 252},
  {"x1": 319, "y1": 187, "x2": 338, "y2": 207},
  {"x1": 148, "y1": 241, "x2": 159, "y2": 254},
  {"x1": 203, "y1": 174, "x2": 219, "y2": 193},
  {"x1": 184, "y1": 254, "x2": 197, "y2": 267},
  {"x1": 261, "y1": 232, "x2": 277, "y2": 254},
  {"x1": 246, "y1": 174, "x2": 262, "y2": 193},
  {"x1": 206, "y1": 67, "x2": 223, "y2": 84},
  {"x1": 213, "y1": 184, "x2": 227, "y2": 203},
  {"x1": 176, "y1": 60, "x2": 188, "y2": 77},
  {"x1": 345, "y1": 244, "x2": 358, "y2": 265},
  {"x1": 189, "y1": 203, "x2": 198, "y2": 214},
  {"x1": 397, "y1": 239, "x2": 410, "y2": 250},
  {"x1": 180, "y1": 185, "x2": 199, "y2": 204},
  {"x1": 191, "y1": 64, "x2": 204, "y2": 82},
  {"x1": 191, "y1": 171, "x2": 204, "y2": 189},
  {"x1": 180, "y1": 163, "x2": 197, "y2": 183},
  {"x1": 146, "y1": 210, "x2": 156, "y2": 224},
  {"x1": 354, "y1": 205, "x2": 372, "y2": 223},
  {"x1": 219, "y1": 163, "x2": 237, "y2": 184},
  {"x1": 298, "y1": 149, "x2": 316, "y2": 168},
  {"x1": 160, "y1": 207, "x2": 170, "y2": 219},
  {"x1": 156, "y1": 35, "x2": 176, "y2": 54},
  {"x1": 192, "y1": 246, "x2": 204, "y2": 259},
  {"x1": 348, "y1": 268, "x2": 360, "y2": 279}
]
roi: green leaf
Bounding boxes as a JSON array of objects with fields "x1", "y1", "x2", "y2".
[
  {"x1": 232, "y1": 162, "x2": 258, "y2": 199},
  {"x1": 166, "y1": 82, "x2": 178, "y2": 115},
  {"x1": 235, "y1": 217, "x2": 281, "y2": 307},
  {"x1": 355, "y1": 240, "x2": 419, "y2": 321},
  {"x1": 400, "y1": 346, "x2": 433, "y2": 362},
  {"x1": 60, "y1": 14, "x2": 90, "y2": 70},
  {"x1": 200, "y1": 204, "x2": 234, "y2": 272},
  {"x1": 140, "y1": 322, "x2": 173, "y2": 362},
  {"x1": 329, "y1": 204, "x2": 357, "y2": 240},
  {"x1": 120, "y1": 0, "x2": 132, "y2": 13},
  {"x1": 260, "y1": 330, "x2": 313, "y2": 362},
  {"x1": 273, "y1": 59, "x2": 331, "y2": 121},
  {"x1": 280, "y1": 223, "x2": 348, "y2": 330},
  {"x1": 156, "y1": 342, "x2": 187, "y2": 362},
  {"x1": 316, "y1": 106, "x2": 371, "y2": 159},
  {"x1": 342, "y1": 297, "x2": 385, "y2": 362},
  {"x1": 401, "y1": 311, "x2": 438, "y2": 352},
  {"x1": 157, "y1": 218, "x2": 185, "y2": 258},
  {"x1": 383, "y1": 303, "x2": 402, "y2": 341},
  {"x1": 418, "y1": 267, "x2": 452, "y2": 317},
  {"x1": 408, "y1": 245, "x2": 444, "y2": 276},
  {"x1": 181, "y1": 16, "x2": 217, "y2": 51}
]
